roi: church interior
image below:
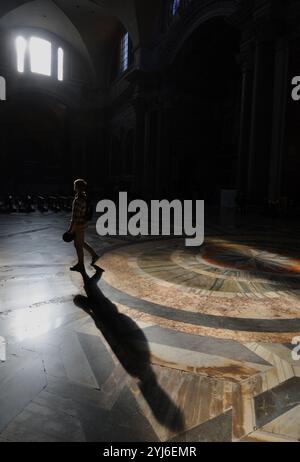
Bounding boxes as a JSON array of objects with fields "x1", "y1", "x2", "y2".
[{"x1": 0, "y1": 0, "x2": 300, "y2": 443}]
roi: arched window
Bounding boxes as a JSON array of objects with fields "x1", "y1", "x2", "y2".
[
  {"x1": 119, "y1": 31, "x2": 133, "y2": 74},
  {"x1": 16, "y1": 36, "x2": 27, "y2": 73},
  {"x1": 29, "y1": 37, "x2": 52, "y2": 76},
  {"x1": 16, "y1": 35, "x2": 64, "y2": 81},
  {"x1": 172, "y1": 0, "x2": 181, "y2": 16},
  {"x1": 57, "y1": 47, "x2": 64, "y2": 81},
  {"x1": 120, "y1": 32, "x2": 129, "y2": 73}
]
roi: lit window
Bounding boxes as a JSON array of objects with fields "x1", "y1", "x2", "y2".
[
  {"x1": 172, "y1": 0, "x2": 181, "y2": 15},
  {"x1": 16, "y1": 36, "x2": 27, "y2": 73},
  {"x1": 15, "y1": 35, "x2": 64, "y2": 81},
  {"x1": 58, "y1": 47, "x2": 64, "y2": 81},
  {"x1": 120, "y1": 32, "x2": 129, "y2": 73},
  {"x1": 29, "y1": 37, "x2": 52, "y2": 76}
]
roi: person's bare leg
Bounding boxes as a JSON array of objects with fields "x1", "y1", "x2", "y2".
[
  {"x1": 75, "y1": 242, "x2": 84, "y2": 265},
  {"x1": 71, "y1": 230, "x2": 85, "y2": 272},
  {"x1": 83, "y1": 241, "x2": 98, "y2": 260},
  {"x1": 83, "y1": 240, "x2": 104, "y2": 269}
]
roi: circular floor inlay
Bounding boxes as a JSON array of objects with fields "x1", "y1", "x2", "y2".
[
  {"x1": 201, "y1": 241, "x2": 300, "y2": 276},
  {"x1": 99, "y1": 237, "x2": 300, "y2": 339}
]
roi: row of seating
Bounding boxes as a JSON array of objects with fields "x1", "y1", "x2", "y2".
[{"x1": 0, "y1": 194, "x2": 74, "y2": 214}]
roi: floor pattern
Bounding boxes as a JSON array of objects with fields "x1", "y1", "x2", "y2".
[
  {"x1": 99, "y1": 237, "x2": 300, "y2": 342},
  {"x1": 0, "y1": 214, "x2": 300, "y2": 442}
]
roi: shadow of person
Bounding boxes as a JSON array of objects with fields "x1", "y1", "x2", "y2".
[{"x1": 73, "y1": 266, "x2": 185, "y2": 434}]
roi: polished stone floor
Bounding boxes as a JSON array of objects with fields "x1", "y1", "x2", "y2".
[{"x1": 0, "y1": 213, "x2": 300, "y2": 442}]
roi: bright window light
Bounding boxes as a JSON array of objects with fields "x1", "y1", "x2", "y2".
[
  {"x1": 16, "y1": 36, "x2": 27, "y2": 73},
  {"x1": 57, "y1": 47, "x2": 64, "y2": 81},
  {"x1": 172, "y1": 0, "x2": 181, "y2": 15},
  {"x1": 120, "y1": 32, "x2": 129, "y2": 73},
  {"x1": 29, "y1": 37, "x2": 52, "y2": 76}
]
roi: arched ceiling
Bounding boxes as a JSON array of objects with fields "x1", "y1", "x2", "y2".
[
  {"x1": 0, "y1": 0, "x2": 139, "y2": 84},
  {"x1": 0, "y1": 0, "x2": 165, "y2": 85},
  {"x1": 0, "y1": 0, "x2": 94, "y2": 67}
]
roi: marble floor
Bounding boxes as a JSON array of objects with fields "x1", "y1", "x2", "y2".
[{"x1": 0, "y1": 213, "x2": 300, "y2": 442}]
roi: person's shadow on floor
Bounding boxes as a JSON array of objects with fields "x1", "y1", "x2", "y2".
[{"x1": 73, "y1": 266, "x2": 185, "y2": 434}]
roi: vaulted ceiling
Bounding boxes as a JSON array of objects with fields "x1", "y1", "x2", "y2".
[{"x1": 0, "y1": 0, "x2": 163, "y2": 80}]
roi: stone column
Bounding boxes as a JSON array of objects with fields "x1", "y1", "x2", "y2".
[
  {"x1": 133, "y1": 98, "x2": 147, "y2": 196},
  {"x1": 237, "y1": 45, "x2": 254, "y2": 192},
  {"x1": 142, "y1": 108, "x2": 152, "y2": 196},
  {"x1": 156, "y1": 101, "x2": 174, "y2": 198},
  {"x1": 269, "y1": 38, "x2": 289, "y2": 202},
  {"x1": 154, "y1": 108, "x2": 163, "y2": 196},
  {"x1": 247, "y1": 35, "x2": 275, "y2": 202}
]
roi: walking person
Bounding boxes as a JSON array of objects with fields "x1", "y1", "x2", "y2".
[{"x1": 67, "y1": 179, "x2": 99, "y2": 273}]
